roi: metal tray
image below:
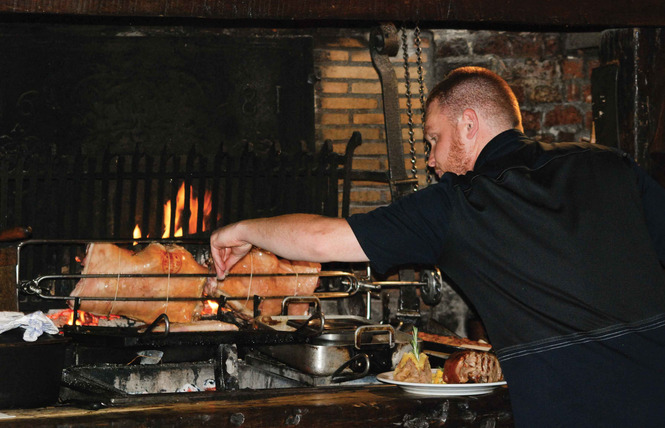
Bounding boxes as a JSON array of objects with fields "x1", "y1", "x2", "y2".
[{"x1": 256, "y1": 315, "x2": 416, "y2": 378}]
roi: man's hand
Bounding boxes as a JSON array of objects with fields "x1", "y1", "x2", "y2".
[{"x1": 209, "y1": 223, "x2": 252, "y2": 279}]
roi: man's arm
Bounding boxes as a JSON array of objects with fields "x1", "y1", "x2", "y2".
[{"x1": 209, "y1": 214, "x2": 369, "y2": 277}]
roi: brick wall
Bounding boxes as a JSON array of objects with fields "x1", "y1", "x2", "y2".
[{"x1": 312, "y1": 28, "x2": 599, "y2": 216}]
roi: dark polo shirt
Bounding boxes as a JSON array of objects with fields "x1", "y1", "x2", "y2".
[{"x1": 347, "y1": 129, "x2": 665, "y2": 427}]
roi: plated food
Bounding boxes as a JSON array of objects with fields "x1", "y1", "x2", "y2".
[
  {"x1": 417, "y1": 331, "x2": 492, "y2": 351},
  {"x1": 376, "y1": 370, "x2": 507, "y2": 396},
  {"x1": 392, "y1": 327, "x2": 503, "y2": 385},
  {"x1": 393, "y1": 327, "x2": 433, "y2": 383},
  {"x1": 442, "y1": 350, "x2": 503, "y2": 383}
]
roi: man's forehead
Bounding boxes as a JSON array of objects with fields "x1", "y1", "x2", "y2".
[{"x1": 425, "y1": 104, "x2": 446, "y2": 131}]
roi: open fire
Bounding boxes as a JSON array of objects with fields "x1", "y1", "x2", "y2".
[
  {"x1": 131, "y1": 182, "x2": 214, "y2": 240},
  {"x1": 47, "y1": 294, "x2": 223, "y2": 328},
  {"x1": 162, "y1": 183, "x2": 213, "y2": 238},
  {"x1": 47, "y1": 308, "x2": 122, "y2": 328}
]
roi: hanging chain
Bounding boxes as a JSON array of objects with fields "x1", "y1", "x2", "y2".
[
  {"x1": 413, "y1": 26, "x2": 432, "y2": 185},
  {"x1": 402, "y1": 26, "x2": 419, "y2": 192}
]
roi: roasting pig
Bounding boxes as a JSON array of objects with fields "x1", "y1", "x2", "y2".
[
  {"x1": 207, "y1": 247, "x2": 321, "y2": 319},
  {"x1": 70, "y1": 242, "x2": 209, "y2": 323}
]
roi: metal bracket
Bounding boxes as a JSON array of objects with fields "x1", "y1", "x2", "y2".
[
  {"x1": 370, "y1": 22, "x2": 418, "y2": 201},
  {"x1": 370, "y1": 23, "x2": 421, "y2": 320}
]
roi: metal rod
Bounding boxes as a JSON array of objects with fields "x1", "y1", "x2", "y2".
[
  {"x1": 27, "y1": 270, "x2": 356, "y2": 282},
  {"x1": 27, "y1": 294, "x2": 346, "y2": 302},
  {"x1": 370, "y1": 280, "x2": 425, "y2": 287}
]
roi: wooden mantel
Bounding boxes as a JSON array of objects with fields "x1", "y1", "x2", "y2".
[{"x1": 0, "y1": 0, "x2": 664, "y2": 28}]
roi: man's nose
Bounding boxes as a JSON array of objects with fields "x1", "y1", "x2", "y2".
[{"x1": 427, "y1": 152, "x2": 436, "y2": 167}]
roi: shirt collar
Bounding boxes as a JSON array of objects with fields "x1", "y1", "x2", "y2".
[{"x1": 473, "y1": 129, "x2": 530, "y2": 171}]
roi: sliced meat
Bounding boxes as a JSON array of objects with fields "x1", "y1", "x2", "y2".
[
  {"x1": 208, "y1": 248, "x2": 321, "y2": 319},
  {"x1": 69, "y1": 242, "x2": 209, "y2": 323},
  {"x1": 442, "y1": 350, "x2": 504, "y2": 383}
]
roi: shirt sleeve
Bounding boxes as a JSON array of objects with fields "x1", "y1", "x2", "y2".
[{"x1": 345, "y1": 182, "x2": 453, "y2": 274}]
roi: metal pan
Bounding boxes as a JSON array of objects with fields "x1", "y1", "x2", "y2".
[{"x1": 256, "y1": 320, "x2": 417, "y2": 378}]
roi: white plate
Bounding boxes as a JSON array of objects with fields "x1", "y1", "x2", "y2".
[{"x1": 376, "y1": 370, "x2": 507, "y2": 396}]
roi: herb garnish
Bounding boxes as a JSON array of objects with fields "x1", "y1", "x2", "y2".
[{"x1": 411, "y1": 326, "x2": 420, "y2": 362}]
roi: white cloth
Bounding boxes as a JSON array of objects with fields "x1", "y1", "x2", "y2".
[{"x1": 0, "y1": 311, "x2": 59, "y2": 342}]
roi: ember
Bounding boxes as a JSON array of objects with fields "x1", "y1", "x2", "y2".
[
  {"x1": 47, "y1": 309, "x2": 122, "y2": 328},
  {"x1": 203, "y1": 300, "x2": 220, "y2": 317}
]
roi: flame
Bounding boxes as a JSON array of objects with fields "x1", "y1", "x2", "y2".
[
  {"x1": 47, "y1": 309, "x2": 123, "y2": 327},
  {"x1": 47, "y1": 309, "x2": 99, "y2": 327},
  {"x1": 133, "y1": 184, "x2": 213, "y2": 239},
  {"x1": 202, "y1": 300, "x2": 220, "y2": 317},
  {"x1": 162, "y1": 183, "x2": 213, "y2": 239},
  {"x1": 133, "y1": 224, "x2": 142, "y2": 245},
  {"x1": 201, "y1": 300, "x2": 232, "y2": 318}
]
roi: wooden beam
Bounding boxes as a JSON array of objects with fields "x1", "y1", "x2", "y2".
[{"x1": 1, "y1": 0, "x2": 664, "y2": 28}]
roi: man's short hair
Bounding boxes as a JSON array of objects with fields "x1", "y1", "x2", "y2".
[{"x1": 426, "y1": 67, "x2": 522, "y2": 131}]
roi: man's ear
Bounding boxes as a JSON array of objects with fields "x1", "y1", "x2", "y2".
[{"x1": 459, "y1": 108, "x2": 479, "y2": 140}]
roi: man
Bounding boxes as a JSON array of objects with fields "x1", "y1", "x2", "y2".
[{"x1": 211, "y1": 67, "x2": 665, "y2": 427}]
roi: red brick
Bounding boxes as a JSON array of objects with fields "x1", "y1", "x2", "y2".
[
  {"x1": 320, "y1": 65, "x2": 377, "y2": 79},
  {"x1": 530, "y1": 85, "x2": 562, "y2": 103},
  {"x1": 352, "y1": 128, "x2": 381, "y2": 140},
  {"x1": 322, "y1": 128, "x2": 365, "y2": 142},
  {"x1": 544, "y1": 105, "x2": 583, "y2": 126},
  {"x1": 352, "y1": 157, "x2": 387, "y2": 170},
  {"x1": 351, "y1": 82, "x2": 381, "y2": 94},
  {"x1": 585, "y1": 110, "x2": 594, "y2": 129},
  {"x1": 326, "y1": 50, "x2": 350, "y2": 62},
  {"x1": 402, "y1": 127, "x2": 424, "y2": 141},
  {"x1": 349, "y1": 205, "x2": 381, "y2": 215},
  {"x1": 472, "y1": 32, "x2": 542, "y2": 57},
  {"x1": 351, "y1": 142, "x2": 389, "y2": 155},
  {"x1": 562, "y1": 58, "x2": 584, "y2": 79},
  {"x1": 353, "y1": 113, "x2": 385, "y2": 125},
  {"x1": 557, "y1": 131, "x2": 576, "y2": 142},
  {"x1": 586, "y1": 59, "x2": 601, "y2": 78},
  {"x1": 582, "y1": 84, "x2": 592, "y2": 103},
  {"x1": 400, "y1": 113, "x2": 422, "y2": 125},
  {"x1": 511, "y1": 85, "x2": 526, "y2": 104},
  {"x1": 320, "y1": 82, "x2": 348, "y2": 94},
  {"x1": 327, "y1": 37, "x2": 366, "y2": 48},
  {"x1": 521, "y1": 110, "x2": 542, "y2": 132},
  {"x1": 403, "y1": 52, "x2": 428, "y2": 63},
  {"x1": 543, "y1": 34, "x2": 563, "y2": 56},
  {"x1": 322, "y1": 97, "x2": 378, "y2": 109},
  {"x1": 350, "y1": 51, "x2": 371, "y2": 62},
  {"x1": 321, "y1": 113, "x2": 349, "y2": 125},
  {"x1": 566, "y1": 82, "x2": 581, "y2": 102},
  {"x1": 351, "y1": 188, "x2": 391, "y2": 203},
  {"x1": 436, "y1": 37, "x2": 469, "y2": 56}
]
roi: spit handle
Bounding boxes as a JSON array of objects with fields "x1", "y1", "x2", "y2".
[
  {"x1": 293, "y1": 310, "x2": 326, "y2": 338},
  {"x1": 330, "y1": 353, "x2": 370, "y2": 383},
  {"x1": 142, "y1": 313, "x2": 170, "y2": 337},
  {"x1": 354, "y1": 325, "x2": 395, "y2": 350},
  {"x1": 280, "y1": 295, "x2": 321, "y2": 315}
]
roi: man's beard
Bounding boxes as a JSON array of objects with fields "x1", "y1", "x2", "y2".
[{"x1": 445, "y1": 132, "x2": 474, "y2": 175}]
